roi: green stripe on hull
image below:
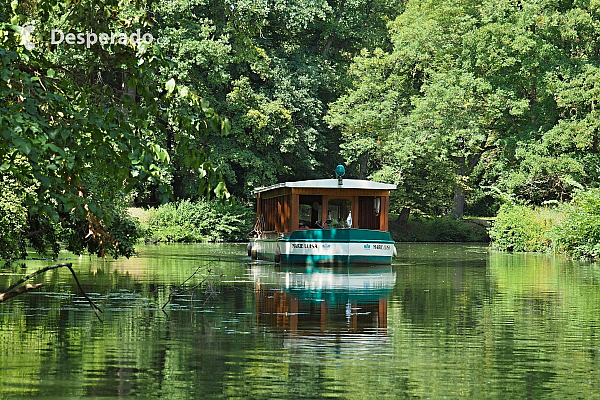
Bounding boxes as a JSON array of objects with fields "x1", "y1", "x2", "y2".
[{"x1": 286, "y1": 228, "x2": 393, "y2": 243}]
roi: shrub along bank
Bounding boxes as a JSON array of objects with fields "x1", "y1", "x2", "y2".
[
  {"x1": 489, "y1": 189, "x2": 600, "y2": 259},
  {"x1": 142, "y1": 202, "x2": 491, "y2": 245},
  {"x1": 390, "y1": 216, "x2": 490, "y2": 242},
  {"x1": 143, "y1": 199, "x2": 254, "y2": 243}
]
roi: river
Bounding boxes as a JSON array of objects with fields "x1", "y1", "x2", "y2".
[{"x1": 1, "y1": 243, "x2": 599, "y2": 399}]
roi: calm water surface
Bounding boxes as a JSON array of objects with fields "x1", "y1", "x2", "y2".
[{"x1": 1, "y1": 243, "x2": 600, "y2": 399}]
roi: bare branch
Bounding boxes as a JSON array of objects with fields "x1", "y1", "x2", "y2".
[
  {"x1": 1, "y1": 263, "x2": 72, "y2": 294},
  {"x1": 162, "y1": 265, "x2": 212, "y2": 311},
  {"x1": 0, "y1": 283, "x2": 45, "y2": 302},
  {"x1": 0, "y1": 262, "x2": 103, "y2": 322}
]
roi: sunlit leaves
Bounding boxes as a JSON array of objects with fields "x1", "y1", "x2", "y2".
[
  {"x1": 165, "y1": 78, "x2": 176, "y2": 94},
  {"x1": 330, "y1": 0, "x2": 600, "y2": 217},
  {"x1": 0, "y1": 0, "x2": 231, "y2": 259}
]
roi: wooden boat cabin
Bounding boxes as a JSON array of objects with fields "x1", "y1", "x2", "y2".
[{"x1": 254, "y1": 179, "x2": 395, "y2": 235}]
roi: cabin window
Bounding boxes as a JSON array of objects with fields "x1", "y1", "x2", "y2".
[
  {"x1": 298, "y1": 195, "x2": 322, "y2": 228},
  {"x1": 327, "y1": 199, "x2": 352, "y2": 228},
  {"x1": 299, "y1": 204, "x2": 312, "y2": 228}
]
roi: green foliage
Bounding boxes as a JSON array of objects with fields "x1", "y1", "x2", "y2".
[
  {"x1": 103, "y1": 214, "x2": 143, "y2": 259},
  {"x1": 391, "y1": 216, "x2": 489, "y2": 242},
  {"x1": 145, "y1": 199, "x2": 254, "y2": 243},
  {"x1": 5, "y1": 0, "x2": 600, "y2": 261},
  {"x1": 149, "y1": 0, "x2": 403, "y2": 197},
  {"x1": 491, "y1": 190, "x2": 600, "y2": 258},
  {"x1": 329, "y1": 0, "x2": 600, "y2": 218},
  {"x1": 553, "y1": 189, "x2": 600, "y2": 259},
  {"x1": 489, "y1": 204, "x2": 562, "y2": 252},
  {"x1": 64, "y1": 212, "x2": 142, "y2": 259},
  {"x1": 0, "y1": 0, "x2": 230, "y2": 261},
  {"x1": 0, "y1": 183, "x2": 28, "y2": 261}
]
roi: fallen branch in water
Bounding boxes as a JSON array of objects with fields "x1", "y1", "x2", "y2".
[
  {"x1": 0, "y1": 262, "x2": 103, "y2": 322},
  {"x1": 0, "y1": 283, "x2": 45, "y2": 302},
  {"x1": 162, "y1": 265, "x2": 219, "y2": 311}
]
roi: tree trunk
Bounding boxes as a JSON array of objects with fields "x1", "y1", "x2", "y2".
[
  {"x1": 358, "y1": 153, "x2": 368, "y2": 179},
  {"x1": 453, "y1": 186, "x2": 465, "y2": 218},
  {"x1": 396, "y1": 207, "x2": 410, "y2": 225},
  {"x1": 121, "y1": 71, "x2": 136, "y2": 118},
  {"x1": 452, "y1": 157, "x2": 466, "y2": 218},
  {"x1": 322, "y1": 0, "x2": 346, "y2": 57}
]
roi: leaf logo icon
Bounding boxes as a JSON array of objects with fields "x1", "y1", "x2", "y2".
[{"x1": 20, "y1": 21, "x2": 35, "y2": 50}]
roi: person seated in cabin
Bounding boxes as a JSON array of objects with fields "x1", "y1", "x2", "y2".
[
  {"x1": 324, "y1": 211, "x2": 333, "y2": 228},
  {"x1": 299, "y1": 220, "x2": 310, "y2": 229}
]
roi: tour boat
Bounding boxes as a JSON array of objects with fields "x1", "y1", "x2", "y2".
[{"x1": 248, "y1": 166, "x2": 397, "y2": 264}]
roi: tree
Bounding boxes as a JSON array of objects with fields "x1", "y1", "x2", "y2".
[
  {"x1": 147, "y1": 0, "x2": 404, "y2": 198},
  {"x1": 330, "y1": 0, "x2": 600, "y2": 218},
  {"x1": 0, "y1": 0, "x2": 229, "y2": 261}
]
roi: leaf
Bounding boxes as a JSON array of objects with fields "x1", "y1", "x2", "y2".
[
  {"x1": 214, "y1": 181, "x2": 230, "y2": 200},
  {"x1": 200, "y1": 98, "x2": 210, "y2": 112},
  {"x1": 14, "y1": 138, "x2": 31, "y2": 155},
  {"x1": 47, "y1": 143, "x2": 67, "y2": 158},
  {"x1": 221, "y1": 118, "x2": 231, "y2": 136},
  {"x1": 179, "y1": 86, "x2": 189, "y2": 97},
  {"x1": 165, "y1": 78, "x2": 176, "y2": 94}
]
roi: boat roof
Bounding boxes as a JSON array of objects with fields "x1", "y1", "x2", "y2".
[{"x1": 254, "y1": 179, "x2": 396, "y2": 194}]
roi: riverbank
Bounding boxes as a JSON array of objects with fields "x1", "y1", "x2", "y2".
[
  {"x1": 131, "y1": 189, "x2": 599, "y2": 256},
  {"x1": 390, "y1": 216, "x2": 490, "y2": 242},
  {"x1": 489, "y1": 189, "x2": 600, "y2": 259},
  {"x1": 131, "y1": 205, "x2": 492, "y2": 244}
]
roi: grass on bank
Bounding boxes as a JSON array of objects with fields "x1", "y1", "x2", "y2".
[{"x1": 489, "y1": 188, "x2": 600, "y2": 259}]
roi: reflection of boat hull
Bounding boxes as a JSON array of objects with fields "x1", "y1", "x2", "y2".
[
  {"x1": 251, "y1": 228, "x2": 396, "y2": 265},
  {"x1": 279, "y1": 266, "x2": 396, "y2": 304},
  {"x1": 252, "y1": 265, "x2": 397, "y2": 334}
]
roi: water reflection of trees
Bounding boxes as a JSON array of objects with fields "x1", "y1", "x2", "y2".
[
  {"x1": 0, "y1": 260, "x2": 253, "y2": 398},
  {"x1": 5, "y1": 246, "x2": 600, "y2": 398},
  {"x1": 383, "y1": 250, "x2": 600, "y2": 399}
]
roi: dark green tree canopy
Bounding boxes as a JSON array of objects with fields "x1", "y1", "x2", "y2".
[{"x1": 329, "y1": 0, "x2": 600, "y2": 218}]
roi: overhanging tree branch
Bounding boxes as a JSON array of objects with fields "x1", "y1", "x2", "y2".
[{"x1": 0, "y1": 262, "x2": 103, "y2": 322}]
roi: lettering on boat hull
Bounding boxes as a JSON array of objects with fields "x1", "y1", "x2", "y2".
[{"x1": 251, "y1": 234, "x2": 396, "y2": 265}]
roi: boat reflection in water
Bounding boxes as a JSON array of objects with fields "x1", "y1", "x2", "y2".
[{"x1": 250, "y1": 264, "x2": 396, "y2": 337}]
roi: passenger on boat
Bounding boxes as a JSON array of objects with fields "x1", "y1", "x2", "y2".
[{"x1": 325, "y1": 211, "x2": 333, "y2": 228}]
